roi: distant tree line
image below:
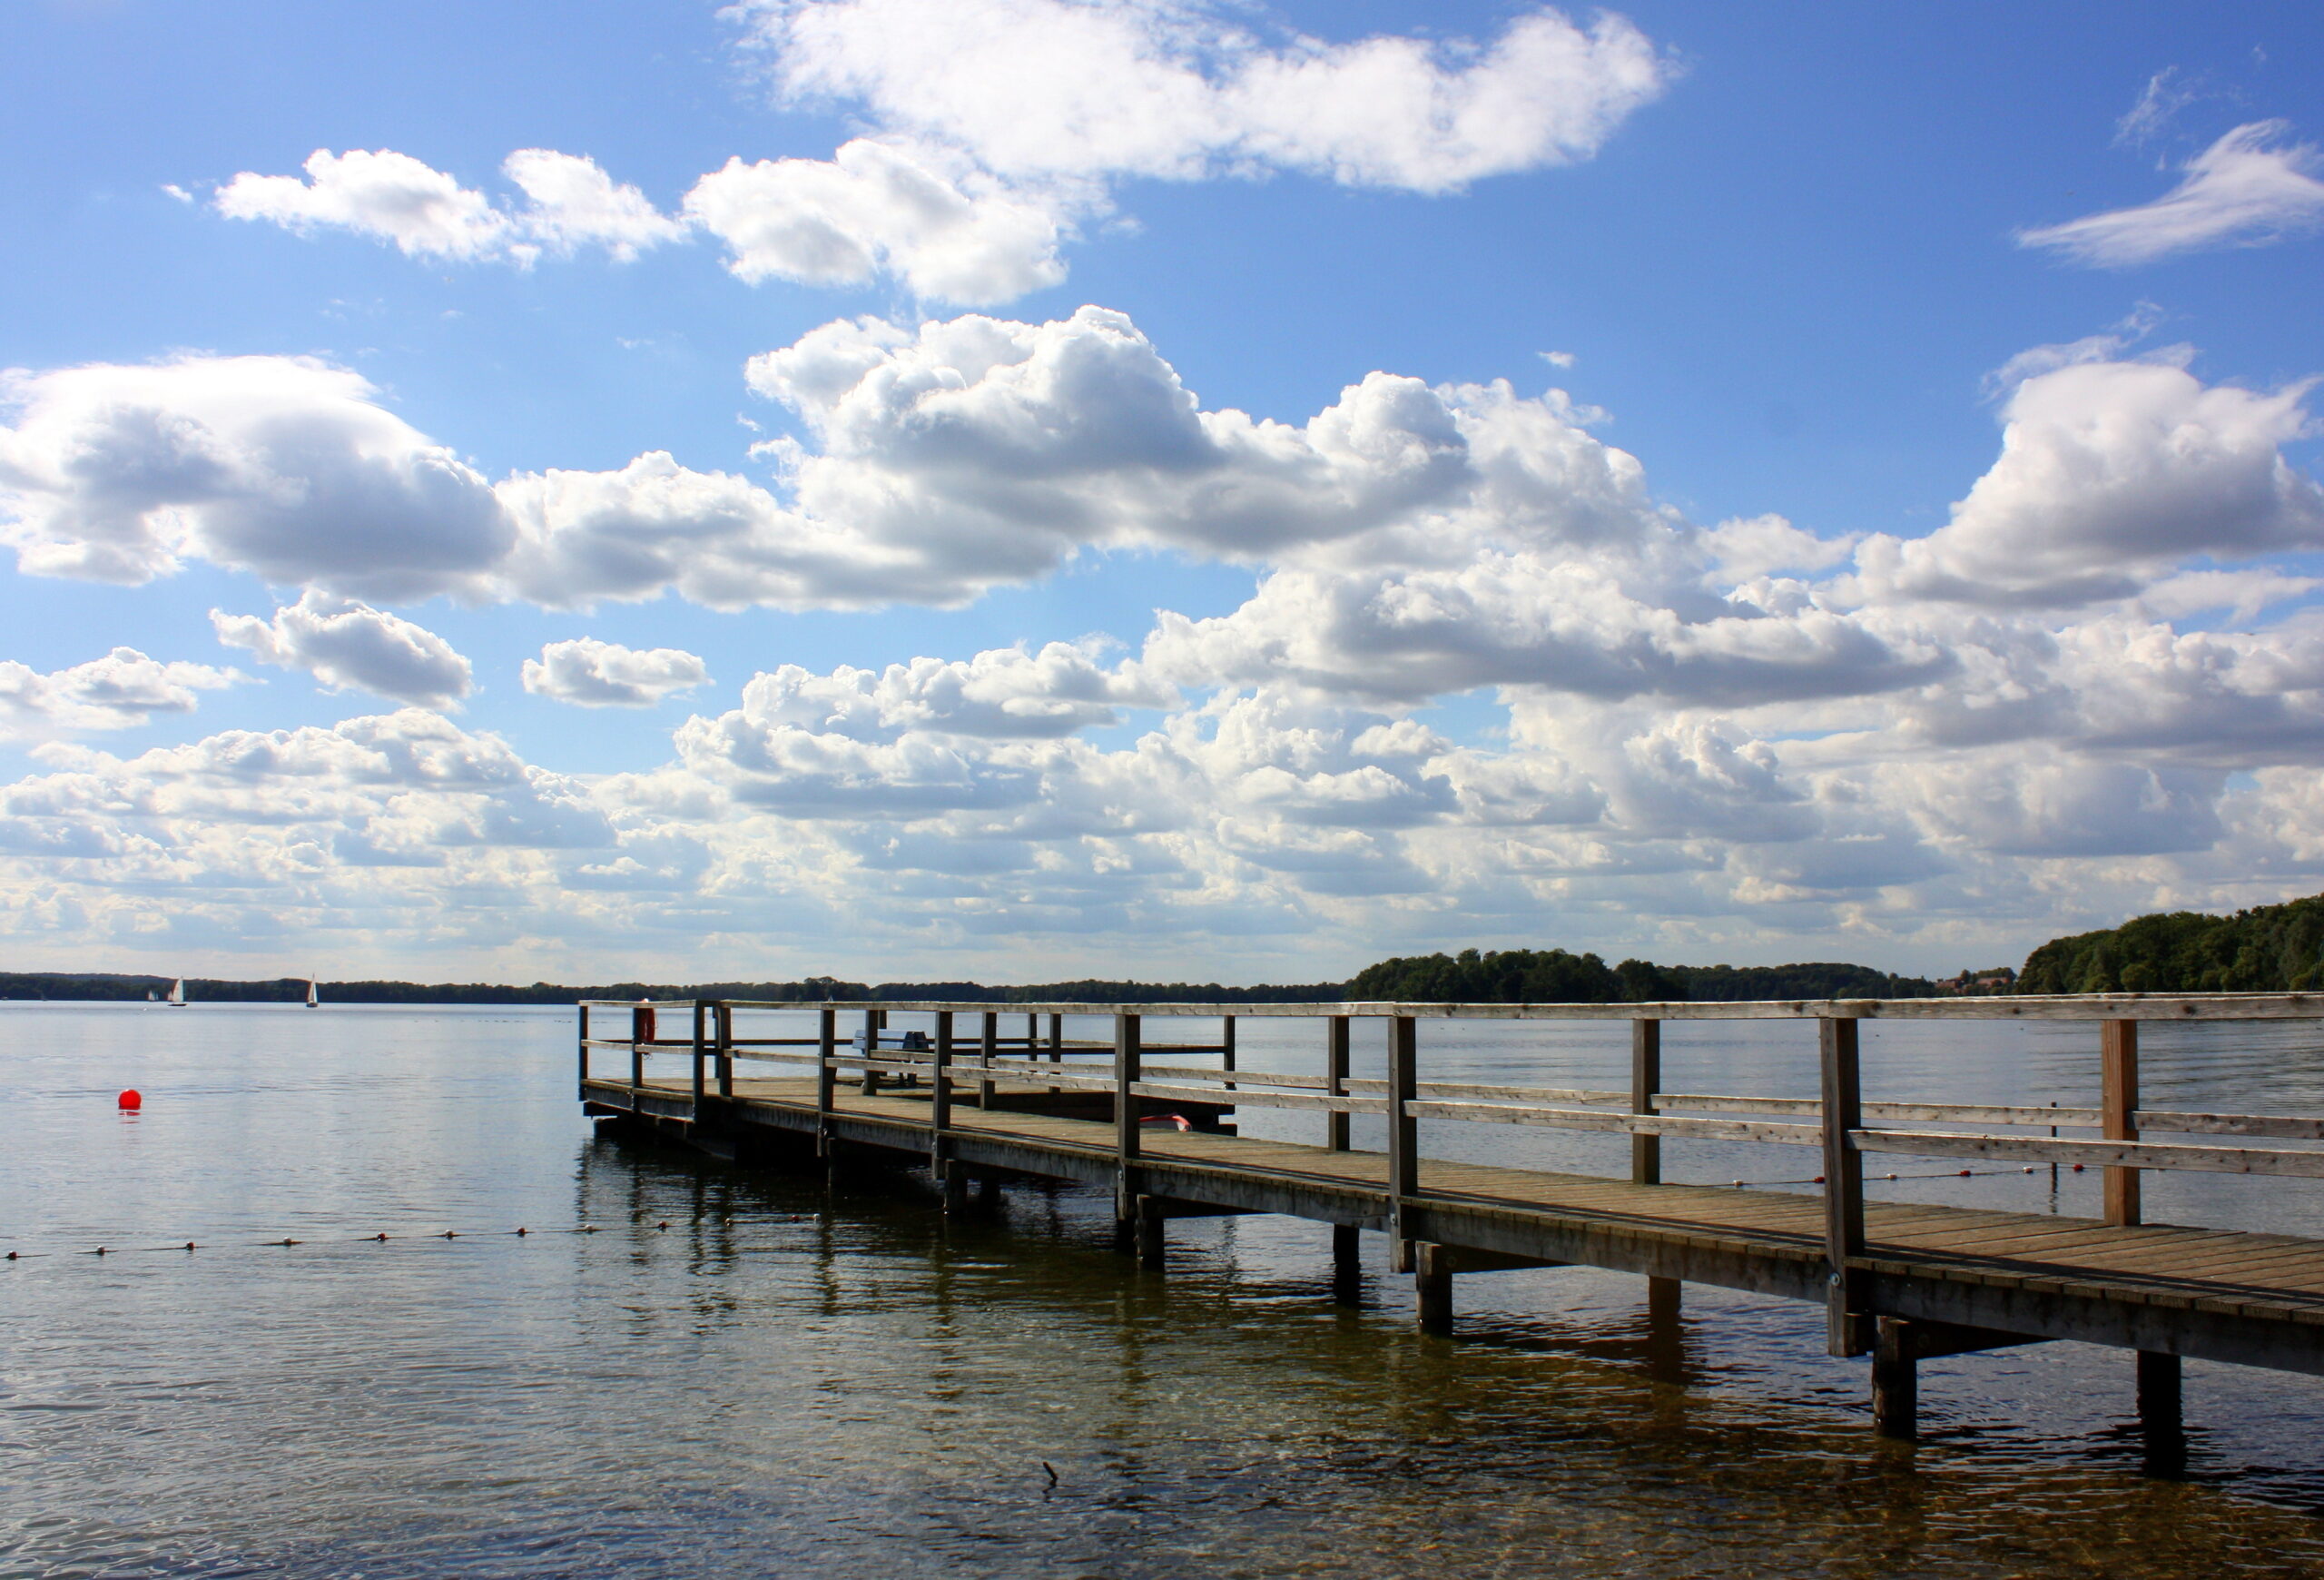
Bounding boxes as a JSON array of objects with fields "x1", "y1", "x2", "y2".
[
  {"x1": 0, "y1": 972, "x2": 1346, "y2": 1005},
  {"x1": 2016, "y1": 893, "x2": 2324, "y2": 995},
  {"x1": 1343, "y1": 949, "x2": 1939, "y2": 1002}
]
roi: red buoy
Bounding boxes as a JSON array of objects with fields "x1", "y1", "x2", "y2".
[{"x1": 117, "y1": 1089, "x2": 143, "y2": 1111}]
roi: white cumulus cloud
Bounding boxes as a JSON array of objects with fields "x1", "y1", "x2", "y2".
[
  {"x1": 523, "y1": 638, "x2": 710, "y2": 707},
  {"x1": 0, "y1": 648, "x2": 241, "y2": 743},
  {"x1": 211, "y1": 592, "x2": 476, "y2": 711},
  {"x1": 685, "y1": 139, "x2": 1067, "y2": 304},
  {"x1": 0, "y1": 354, "x2": 512, "y2": 597},
  {"x1": 2020, "y1": 121, "x2": 2324, "y2": 267},
  {"x1": 1855, "y1": 358, "x2": 2324, "y2": 607},
  {"x1": 740, "y1": 0, "x2": 1669, "y2": 193},
  {"x1": 214, "y1": 147, "x2": 686, "y2": 265}
]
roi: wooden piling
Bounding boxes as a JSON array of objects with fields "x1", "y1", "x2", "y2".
[
  {"x1": 691, "y1": 1000, "x2": 708, "y2": 1105},
  {"x1": 1388, "y1": 1014, "x2": 1418, "y2": 1269},
  {"x1": 1325, "y1": 1014, "x2": 1351, "y2": 1153},
  {"x1": 1114, "y1": 1012, "x2": 1142, "y2": 1224},
  {"x1": 1634, "y1": 1016, "x2": 1681, "y2": 1317},
  {"x1": 931, "y1": 1009, "x2": 955, "y2": 1190},
  {"x1": 1414, "y1": 1241, "x2": 1453, "y2": 1334},
  {"x1": 980, "y1": 1011, "x2": 999, "y2": 1108},
  {"x1": 1873, "y1": 1317, "x2": 1917, "y2": 1439},
  {"x1": 715, "y1": 1001, "x2": 734, "y2": 1098},
  {"x1": 1332, "y1": 1223, "x2": 1361, "y2": 1304},
  {"x1": 1135, "y1": 1194, "x2": 1167, "y2": 1264},
  {"x1": 2103, "y1": 1019, "x2": 2141, "y2": 1228},
  {"x1": 1821, "y1": 1016, "x2": 1870, "y2": 1357},
  {"x1": 814, "y1": 1006, "x2": 837, "y2": 1155}
]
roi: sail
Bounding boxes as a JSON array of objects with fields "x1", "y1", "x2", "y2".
[
  {"x1": 166, "y1": 978, "x2": 185, "y2": 1006},
  {"x1": 306, "y1": 978, "x2": 319, "y2": 1007}
]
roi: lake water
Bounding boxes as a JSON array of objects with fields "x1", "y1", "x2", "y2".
[{"x1": 7, "y1": 1001, "x2": 2324, "y2": 1577}]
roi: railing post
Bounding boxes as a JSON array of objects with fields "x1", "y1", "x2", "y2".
[
  {"x1": 1047, "y1": 1012, "x2": 1062, "y2": 1062},
  {"x1": 1630, "y1": 1017, "x2": 1662, "y2": 1186},
  {"x1": 715, "y1": 1002, "x2": 734, "y2": 1098},
  {"x1": 815, "y1": 1007, "x2": 836, "y2": 1154},
  {"x1": 1325, "y1": 1014, "x2": 1351, "y2": 1152},
  {"x1": 1114, "y1": 1012, "x2": 1142, "y2": 1222},
  {"x1": 1388, "y1": 1014, "x2": 1418, "y2": 1269},
  {"x1": 861, "y1": 1007, "x2": 883, "y2": 1095},
  {"x1": 1633, "y1": 1015, "x2": 1679, "y2": 1315},
  {"x1": 2102, "y1": 1019, "x2": 2141, "y2": 1227},
  {"x1": 1222, "y1": 1012, "x2": 1237, "y2": 1091},
  {"x1": 1819, "y1": 1015, "x2": 1870, "y2": 1357},
  {"x1": 691, "y1": 999, "x2": 707, "y2": 1105},
  {"x1": 931, "y1": 1010, "x2": 959, "y2": 1206},
  {"x1": 630, "y1": 1002, "x2": 646, "y2": 1089},
  {"x1": 576, "y1": 1002, "x2": 589, "y2": 1097},
  {"x1": 980, "y1": 1010, "x2": 999, "y2": 1109},
  {"x1": 1327, "y1": 1012, "x2": 1358, "y2": 1302}
]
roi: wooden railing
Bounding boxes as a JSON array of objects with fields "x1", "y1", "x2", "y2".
[{"x1": 581, "y1": 994, "x2": 2324, "y2": 1356}]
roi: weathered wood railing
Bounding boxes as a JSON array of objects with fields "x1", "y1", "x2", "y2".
[{"x1": 581, "y1": 992, "x2": 2324, "y2": 1445}]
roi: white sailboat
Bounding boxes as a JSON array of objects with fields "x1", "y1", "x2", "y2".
[
  {"x1": 305, "y1": 978, "x2": 319, "y2": 1008},
  {"x1": 165, "y1": 978, "x2": 186, "y2": 1007}
]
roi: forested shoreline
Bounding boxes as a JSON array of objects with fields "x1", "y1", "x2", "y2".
[
  {"x1": 0, "y1": 956, "x2": 1940, "y2": 1005},
  {"x1": 2015, "y1": 894, "x2": 2324, "y2": 994}
]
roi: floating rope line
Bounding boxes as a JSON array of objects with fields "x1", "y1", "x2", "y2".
[{"x1": 0, "y1": 1215, "x2": 819, "y2": 1262}]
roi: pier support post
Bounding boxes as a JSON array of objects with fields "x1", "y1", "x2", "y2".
[
  {"x1": 931, "y1": 1010, "x2": 958, "y2": 1207},
  {"x1": 1414, "y1": 1242, "x2": 1453, "y2": 1335},
  {"x1": 1872, "y1": 1318, "x2": 1918, "y2": 1440},
  {"x1": 1325, "y1": 1015, "x2": 1351, "y2": 1154},
  {"x1": 2105, "y1": 1016, "x2": 2184, "y2": 1451},
  {"x1": 1387, "y1": 1015, "x2": 1418, "y2": 1264},
  {"x1": 815, "y1": 1008, "x2": 837, "y2": 1157},
  {"x1": 2103, "y1": 1019, "x2": 2141, "y2": 1228},
  {"x1": 1113, "y1": 1012, "x2": 1143, "y2": 1228},
  {"x1": 860, "y1": 1007, "x2": 885, "y2": 1095},
  {"x1": 1820, "y1": 1015, "x2": 1872, "y2": 1358},
  {"x1": 1632, "y1": 1016, "x2": 1681, "y2": 1319},
  {"x1": 691, "y1": 1000, "x2": 707, "y2": 1106},
  {"x1": 1134, "y1": 1196, "x2": 1167, "y2": 1265},
  {"x1": 2139, "y1": 1350, "x2": 2185, "y2": 1472},
  {"x1": 1331, "y1": 1223, "x2": 1362, "y2": 1305}
]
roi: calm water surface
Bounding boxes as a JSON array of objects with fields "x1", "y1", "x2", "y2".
[{"x1": 7, "y1": 1002, "x2": 2324, "y2": 1576}]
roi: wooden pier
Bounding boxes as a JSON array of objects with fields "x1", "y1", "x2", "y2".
[{"x1": 577, "y1": 994, "x2": 2324, "y2": 1449}]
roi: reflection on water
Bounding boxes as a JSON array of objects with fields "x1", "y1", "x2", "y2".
[{"x1": 5, "y1": 1002, "x2": 2324, "y2": 1576}]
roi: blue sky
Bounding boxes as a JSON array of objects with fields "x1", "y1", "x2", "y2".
[{"x1": 2, "y1": 0, "x2": 2321, "y2": 983}]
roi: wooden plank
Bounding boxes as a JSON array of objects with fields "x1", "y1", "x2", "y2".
[
  {"x1": 1404, "y1": 1100, "x2": 1821, "y2": 1146},
  {"x1": 1851, "y1": 1128, "x2": 2324, "y2": 1179},
  {"x1": 1132, "y1": 1081, "x2": 1386, "y2": 1114},
  {"x1": 2136, "y1": 1111, "x2": 2324, "y2": 1141}
]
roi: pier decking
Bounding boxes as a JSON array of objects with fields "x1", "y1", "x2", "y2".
[{"x1": 579, "y1": 995, "x2": 2324, "y2": 1449}]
